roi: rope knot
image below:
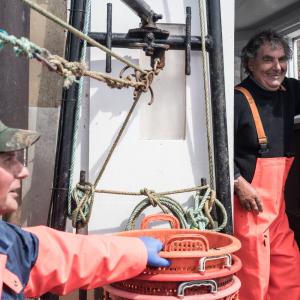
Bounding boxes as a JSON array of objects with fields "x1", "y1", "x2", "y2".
[
  {"x1": 71, "y1": 182, "x2": 96, "y2": 228},
  {"x1": 140, "y1": 188, "x2": 158, "y2": 206},
  {"x1": 47, "y1": 55, "x2": 87, "y2": 88}
]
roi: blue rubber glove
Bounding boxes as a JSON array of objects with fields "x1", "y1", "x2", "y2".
[{"x1": 139, "y1": 236, "x2": 171, "y2": 267}]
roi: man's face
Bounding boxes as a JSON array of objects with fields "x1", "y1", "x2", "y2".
[
  {"x1": 248, "y1": 42, "x2": 288, "y2": 91},
  {"x1": 0, "y1": 152, "x2": 29, "y2": 214}
]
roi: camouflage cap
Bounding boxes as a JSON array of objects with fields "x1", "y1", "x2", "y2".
[{"x1": 0, "y1": 120, "x2": 40, "y2": 152}]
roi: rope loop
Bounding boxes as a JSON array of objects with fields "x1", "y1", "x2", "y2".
[
  {"x1": 46, "y1": 54, "x2": 87, "y2": 88},
  {"x1": 126, "y1": 186, "x2": 228, "y2": 232},
  {"x1": 125, "y1": 194, "x2": 189, "y2": 230},
  {"x1": 71, "y1": 182, "x2": 95, "y2": 228},
  {"x1": 140, "y1": 188, "x2": 168, "y2": 213},
  {"x1": 119, "y1": 66, "x2": 156, "y2": 103}
]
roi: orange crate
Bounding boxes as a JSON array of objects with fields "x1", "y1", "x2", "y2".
[
  {"x1": 116, "y1": 214, "x2": 241, "y2": 275},
  {"x1": 108, "y1": 255, "x2": 241, "y2": 297},
  {"x1": 104, "y1": 275, "x2": 241, "y2": 300},
  {"x1": 126, "y1": 254, "x2": 241, "y2": 282}
]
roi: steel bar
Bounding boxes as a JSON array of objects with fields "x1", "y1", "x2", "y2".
[
  {"x1": 88, "y1": 32, "x2": 211, "y2": 51},
  {"x1": 121, "y1": 0, "x2": 162, "y2": 26},
  {"x1": 207, "y1": 0, "x2": 232, "y2": 234},
  {"x1": 185, "y1": 6, "x2": 192, "y2": 75},
  {"x1": 47, "y1": 0, "x2": 86, "y2": 240},
  {"x1": 106, "y1": 3, "x2": 112, "y2": 73}
]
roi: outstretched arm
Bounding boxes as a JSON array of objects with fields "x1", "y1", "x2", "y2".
[{"x1": 24, "y1": 226, "x2": 148, "y2": 297}]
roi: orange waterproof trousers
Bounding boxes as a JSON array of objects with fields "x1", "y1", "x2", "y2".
[{"x1": 234, "y1": 157, "x2": 300, "y2": 300}]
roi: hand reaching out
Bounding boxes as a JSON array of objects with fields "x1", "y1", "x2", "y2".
[{"x1": 139, "y1": 236, "x2": 170, "y2": 268}]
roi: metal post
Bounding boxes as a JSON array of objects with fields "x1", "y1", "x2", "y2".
[
  {"x1": 105, "y1": 3, "x2": 112, "y2": 73},
  {"x1": 207, "y1": 0, "x2": 233, "y2": 234},
  {"x1": 120, "y1": 0, "x2": 162, "y2": 26},
  {"x1": 44, "y1": 2, "x2": 87, "y2": 300},
  {"x1": 48, "y1": 0, "x2": 87, "y2": 232}
]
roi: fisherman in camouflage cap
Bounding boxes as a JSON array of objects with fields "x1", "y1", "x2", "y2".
[
  {"x1": 0, "y1": 120, "x2": 168, "y2": 299},
  {"x1": 0, "y1": 120, "x2": 40, "y2": 214},
  {"x1": 0, "y1": 120, "x2": 40, "y2": 152}
]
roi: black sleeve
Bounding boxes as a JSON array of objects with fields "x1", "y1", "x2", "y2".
[
  {"x1": 234, "y1": 91, "x2": 242, "y2": 179},
  {"x1": 295, "y1": 80, "x2": 300, "y2": 115},
  {"x1": 234, "y1": 87, "x2": 261, "y2": 182},
  {"x1": 286, "y1": 77, "x2": 300, "y2": 115}
]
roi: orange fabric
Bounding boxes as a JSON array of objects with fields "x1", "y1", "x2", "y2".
[
  {"x1": 3, "y1": 268, "x2": 23, "y2": 294},
  {"x1": 235, "y1": 86, "x2": 267, "y2": 145},
  {"x1": 234, "y1": 157, "x2": 300, "y2": 300},
  {"x1": 23, "y1": 226, "x2": 147, "y2": 297},
  {"x1": 0, "y1": 254, "x2": 7, "y2": 299}
]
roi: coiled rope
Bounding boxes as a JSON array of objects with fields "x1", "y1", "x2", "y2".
[
  {"x1": 72, "y1": 183, "x2": 227, "y2": 231},
  {"x1": 124, "y1": 186, "x2": 227, "y2": 232}
]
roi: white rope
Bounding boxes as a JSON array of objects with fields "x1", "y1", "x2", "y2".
[{"x1": 198, "y1": 0, "x2": 216, "y2": 190}]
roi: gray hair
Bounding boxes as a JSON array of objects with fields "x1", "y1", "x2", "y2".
[{"x1": 241, "y1": 29, "x2": 292, "y2": 74}]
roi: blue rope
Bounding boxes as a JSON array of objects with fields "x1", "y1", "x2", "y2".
[
  {"x1": 0, "y1": 29, "x2": 44, "y2": 58},
  {"x1": 67, "y1": 0, "x2": 91, "y2": 218}
]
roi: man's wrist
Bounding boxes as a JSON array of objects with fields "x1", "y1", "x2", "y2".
[
  {"x1": 234, "y1": 176, "x2": 242, "y2": 192},
  {"x1": 234, "y1": 175, "x2": 241, "y2": 184}
]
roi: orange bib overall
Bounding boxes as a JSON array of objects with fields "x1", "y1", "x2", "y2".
[{"x1": 234, "y1": 87, "x2": 300, "y2": 300}]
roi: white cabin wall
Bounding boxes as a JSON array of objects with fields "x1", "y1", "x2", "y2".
[{"x1": 72, "y1": 0, "x2": 234, "y2": 234}]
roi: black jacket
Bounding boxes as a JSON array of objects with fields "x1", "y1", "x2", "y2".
[{"x1": 234, "y1": 76, "x2": 300, "y2": 182}]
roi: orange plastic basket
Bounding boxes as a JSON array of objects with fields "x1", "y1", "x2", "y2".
[
  {"x1": 122, "y1": 254, "x2": 241, "y2": 282},
  {"x1": 108, "y1": 255, "x2": 241, "y2": 297},
  {"x1": 116, "y1": 214, "x2": 241, "y2": 275},
  {"x1": 104, "y1": 275, "x2": 241, "y2": 300},
  {"x1": 111, "y1": 275, "x2": 232, "y2": 297}
]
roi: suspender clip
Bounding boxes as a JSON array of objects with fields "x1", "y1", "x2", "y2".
[{"x1": 258, "y1": 143, "x2": 269, "y2": 156}]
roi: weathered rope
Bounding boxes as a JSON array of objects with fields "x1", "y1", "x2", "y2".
[
  {"x1": 0, "y1": 29, "x2": 44, "y2": 58},
  {"x1": 124, "y1": 185, "x2": 227, "y2": 231},
  {"x1": 71, "y1": 182, "x2": 95, "y2": 228},
  {"x1": 70, "y1": 58, "x2": 162, "y2": 227},
  {"x1": 198, "y1": 0, "x2": 216, "y2": 189},
  {"x1": 72, "y1": 182, "x2": 227, "y2": 231},
  {"x1": 186, "y1": 187, "x2": 227, "y2": 231},
  {"x1": 71, "y1": 92, "x2": 142, "y2": 227},
  {"x1": 125, "y1": 195, "x2": 189, "y2": 230},
  {"x1": 94, "y1": 185, "x2": 210, "y2": 196},
  {"x1": 0, "y1": 30, "x2": 153, "y2": 99}
]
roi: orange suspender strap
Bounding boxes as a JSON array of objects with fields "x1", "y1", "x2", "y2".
[{"x1": 235, "y1": 86, "x2": 268, "y2": 150}]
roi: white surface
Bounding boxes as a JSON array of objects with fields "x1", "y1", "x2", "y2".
[
  {"x1": 23, "y1": 107, "x2": 59, "y2": 226},
  {"x1": 81, "y1": 0, "x2": 234, "y2": 233},
  {"x1": 140, "y1": 24, "x2": 186, "y2": 140}
]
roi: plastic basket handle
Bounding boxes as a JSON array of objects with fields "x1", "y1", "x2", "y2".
[
  {"x1": 177, "y1": 280, "x2": 218, "y2": 298},
  {"x1": 140, "y1": 213, "x2": 180, "y2": 229},
  {"x1": 198, "y1": 254, "x2": 232, "y2": 274},
  {"x1": 164, "y1": 233, "x2": 209, "y2": 252}
]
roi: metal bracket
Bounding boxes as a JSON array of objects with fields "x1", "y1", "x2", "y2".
[{"x1": 96, "y1": 3, "x2": 211, "y2": 74}]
